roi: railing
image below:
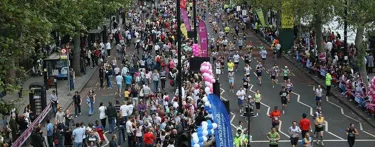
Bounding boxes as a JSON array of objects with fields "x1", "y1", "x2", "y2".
[{"x1": 11, "y1": 103, "x2": 52, "y2": 147}]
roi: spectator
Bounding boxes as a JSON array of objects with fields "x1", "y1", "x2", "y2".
[
  {"x1": 106, "y1": 101, "x2": 117, "y2": 133},
  {"x1": 143, "y1": 128, "x2": 156, "y2": 147}
]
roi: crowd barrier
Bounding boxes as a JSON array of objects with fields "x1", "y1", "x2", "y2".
[{"x1": 11, "y1": 103, "x2": 52, "y2": 147}]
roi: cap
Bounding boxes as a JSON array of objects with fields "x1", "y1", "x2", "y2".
[{"x1": 285, "y1": 66, "x2": 288, "y2": 68}]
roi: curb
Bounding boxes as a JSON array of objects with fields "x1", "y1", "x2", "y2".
[{"x1": 250, "y1": 30, "x2": 375, "y2": 128}]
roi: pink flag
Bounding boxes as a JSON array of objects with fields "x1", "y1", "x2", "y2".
[{"x1": 198, "y1": 20, "x2": 208, "y2": 57}]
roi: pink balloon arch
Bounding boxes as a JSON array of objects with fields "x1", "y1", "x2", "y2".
[{"x1": 200, "y1": 62, "x2": 215, "y2": 94}]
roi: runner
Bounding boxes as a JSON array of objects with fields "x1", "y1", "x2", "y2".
[
  {"x1": 269, "y1": 64, "x2": 279, "y2": 88},
  {"x1": 301, "y1": 132, "x2": 313, "y2": 147},
  {"x1": 243, "y1": 52, "x2": 251, "y2": 65},
  {"x1": 315, "y1": 113, "x2": 325, "y2": 146},
  {"x1": 288, "y1": 121, "x2": 302, "y2": 147},
  {"x1": 242, "y1": 75, "x2": 250, "y2": 91},
  {"x1": 227, "y1": 59, "x2": 235, "y2": 73},
  {"x1": 267, "y1": 127, "x2": 280, "y2": 147},
  {"x1": 282, "y1": 66, "x2": 291, "y2": 84},
  {"x1": 279, "y1": 86, "x2": 289, "y2": 114},
  {"x1": 255, "y1": 61, "x2": 264, "y2": 86},
  {"x1": 253, "y1": 90, "x2": 262, "y2": 117},
  {"x1": 244, "y1": 63, "x2": 251, "y2": 78},
  {"x1": 286, "y1": 79, "x2": 293, "y2": 103},
  {"x1": 233, "y1": 51, "x2": 240, "y2": 72},
  {"x1": 269, "y1": 106, "x2": 281, "y2": 131},
  {"x1": 237, "y1": 88, "x2": 246, "y2": 113},
  {"x1": 215, "y1": 60, "x2": 221, "y2": 80},
  {"x1": 315, "y1": 85, "x2": 323, "y2": 109},
  {"x1": 346, "y1": 123, "x2": 359, "y2": 147},
  {"x1": 299, "y1": 113, "x2": 312, "y2": 138},
  {"x1": 260, "y1": 46, "x2": 267, "y2": 65},
  {"x1": 228, "y1": 71, "x2": 235, "y2": 93}
]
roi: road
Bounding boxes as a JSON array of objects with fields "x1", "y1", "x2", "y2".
[{"x1": 203, "y1": 6, "x2": 375, "y2": 147}]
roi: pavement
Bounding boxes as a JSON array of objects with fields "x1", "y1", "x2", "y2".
[{"x1": 201, "y1": 6, "x2": 375, "y2": 147}]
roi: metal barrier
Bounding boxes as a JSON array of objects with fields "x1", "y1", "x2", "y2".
[{"x1": 11, "y1": 103, "x2": 52, "y2": 147}]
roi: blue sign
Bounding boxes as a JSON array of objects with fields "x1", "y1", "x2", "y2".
[{"x1": 208, "y1": 94, "x2": 234, "y2": 147}]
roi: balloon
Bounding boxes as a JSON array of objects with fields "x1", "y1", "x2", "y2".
[
  {"x1": 202, "y1": 125, "x2": 208, "y2": 130},
  {"x1": 194, "y1": 144, "x2": 200, "y2": 147},
  {"x1": 193, "y1": 136, "x2": 199, "y2": 144},
  {"x1": 197, "y1": 127, "x2": 203, "y2": 133},
  {"x1": 205, "y1": 87, "x2": 210, "y2": 94},
  {"x1": 202, "y1": 130, "x2": 208, "y2": 136},
  {"x1": 202, "y1": 96, "x2": 208, "y2": 102},
  {"x1": 204, "y1": 76, "x2": 211, "y2": 82},
  {"x1": 202, "y1": 73, "x2": 209, "y2": 77},
  {"x1": 205, "y1": 82, "x2": 213, "y2": 88},
  {"x1": 207, "y1": 120, "x2": 212, "y2": 124},
  {"x1": 212, "y1": 123, "x2": 218, "y2": 129},
  {"x1": 210, "y1": 88, "x2": 213, "y2": 93},
  {"x1": 201, "y1": 121, "x2": 208, "y2": 126},
  {"x1": 203, "y1": 136, "x2": 208, "y2": 142},
  {"x1": 207, "y1": 114, "x2": 213, "y2": 118},
  {"x1": 197, "y1": 131, "x2": 203, "y2": 137},
  {"x1": 192, "y1": 132, "x2": 198, "y2": 138},
  {"x1": 205, "y1": 101, "x2": 211, "y2": 106},
  {"x1": 210, "y1": 78, "x2": 216, "y2": 83},
  {"x1": 208, "y1": 124, "x2": 213, "y2": 129},
  {"x1": 208, "y1": 129, "x2": 213, "y2": 135}
]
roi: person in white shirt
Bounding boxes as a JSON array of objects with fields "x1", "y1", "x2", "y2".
[
  {"x1": 126, "y1": 116, "x2": 135, "y2": 146},
  {"x1": 233, "y1": 52, "x2": 240, "y2": 71},
  {"x1": 120, "y1": 101, "x2": 129, "y2": 121},
  {"x1": 98, "y1": 102, "x2": 107, "y2": 129},
  {"x1": 288, "y1": 121, "x2": 302, "y2": 147},
  {"x1": 127, "y1": 101, "x2": 134, "y2": 116},
  {"x1": 236, "y1": 88, "x2": 246, "y2": 113},
  {"x1": 116, "y1": 74, "x2": 123, "y2": 97},
  {"x1": 315, "y1": 85, "x2": 323, "y2": 109},
  {"x1": 106, "y1": 41, "x2": 111, "y2": 57}
]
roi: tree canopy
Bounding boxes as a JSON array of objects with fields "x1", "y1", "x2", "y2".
[{"x1": 0, "y1": 0, "x2": 131, "y2": 93}]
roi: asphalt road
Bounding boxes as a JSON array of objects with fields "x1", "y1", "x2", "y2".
[{"x1": 203, "y1": 6, "x2": 375, "y2": 147}]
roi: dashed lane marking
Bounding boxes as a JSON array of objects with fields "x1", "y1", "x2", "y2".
[
  {"x1": 326, "y1": 96, "x2": 375, "y2": 138},
  {"x1": 292, "y1": 91, "x2": 345, "y2": 140},
  {"x1": 248, "y1": 84, "x2": 289, "y2": 138}
]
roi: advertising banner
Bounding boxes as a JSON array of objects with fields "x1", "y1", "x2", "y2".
[{"x1": 198, "y1": 20, "x2": 208, "y2": 57}]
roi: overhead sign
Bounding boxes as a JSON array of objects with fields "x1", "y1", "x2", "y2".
[{"x1": 237, "y1": 6, "x2": 241, "y2": 11}]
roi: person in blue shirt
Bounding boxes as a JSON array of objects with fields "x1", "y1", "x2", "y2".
[
  {"x1": 46, "y1": 119, "x2": 54, "y2": 147},
  {"x1": 72, "y1": 123, "x2": 85, "y2": 147},
  {"x1": 125, "y1": 73, "x2": 132, "y2": 89}
]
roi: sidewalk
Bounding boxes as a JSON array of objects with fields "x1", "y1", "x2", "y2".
[
  {"x1": 1, "y1": 67, "x2": 97, "y2": 115},
  {"x1": 251, "y1": 30, "x2": 375, "y2": 128}
]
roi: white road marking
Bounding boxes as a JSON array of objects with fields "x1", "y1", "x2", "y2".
[
  {"x1": 248, "y1": 84, "x2": 289, "y2": 138},
  {"x1": 292, "y1": 91, "x2": 345, "y2": 140},
  {"x1": 230, "y1": 112, "x2": 237, "y2": 128},
  {"x1": 96, "y1": 82, "x2": 99, "y2": 86},
  {"x1": 102, "y1": 134, "x2": 109, "y2": 146},
  {"x1": 326, "y1": 96, "x2": 375, "y2": 138},
  {"x1": 220, "y1": 88, "x2": 227, "y2": 100},
  {"x1": 251, "y1": 139, "x2": 375, "y2": 143}
]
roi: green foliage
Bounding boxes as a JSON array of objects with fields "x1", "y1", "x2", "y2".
[{"x1": 0, "y1": 0, "x2": 132, "y2": 93}]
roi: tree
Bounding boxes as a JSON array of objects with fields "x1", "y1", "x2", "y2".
[
  {"x1": 0, "y1": 0, "x2": 52, "y2": 93},
  {"x1": 336, "y1": 0, "x2": 375, "y2": 87}
]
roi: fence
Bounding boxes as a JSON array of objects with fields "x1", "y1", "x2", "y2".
[{"x1": 11, "y1": 103, "x2": 52, "y2": 147}]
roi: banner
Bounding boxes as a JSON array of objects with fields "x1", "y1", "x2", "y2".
[
  {"x1": 198, "y1": 20, "x2": 208, "y2": 57},
  {"x1": 180, "y1": 24, "x2": 188, "y2": 38},
  {"x1": 281, "y1": 1, "x2": 294, "y2": 28},
  {"x1": 208, "y1": 94, "x2": 234, "y2": 147},
  {"x1": 181, "y1": 9, "x2": 192, "y2": 32},
  {"x1": 255, "y1": 9, "x2": 266, "y2": 27}
]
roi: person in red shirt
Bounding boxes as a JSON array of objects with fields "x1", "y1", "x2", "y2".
[
  {"x1": 143, "y1": 128, "x2": 156, "y2": 146},
  {"x1": 299, "y1": 113, "x2": 311, "y2": 138},
  {"x1": 269, "y1": 106, "x2": 281, "y2": 130}
]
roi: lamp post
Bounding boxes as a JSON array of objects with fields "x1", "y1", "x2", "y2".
[
  {"x1": 343, "y1": 0, "x2": 348, "y2": 58},
  {"x1": 193, "y1": 0, "x2": 198, "y2": 43},
  {"x1": 247, "y1": 102, "x2": 251, "y2": 147},
  {"x1": 177, "y1": 0, "x2": 183, "y2": 114},
  {"x1": 54, "y1": 78, "x2": 58, "y2": 96}
]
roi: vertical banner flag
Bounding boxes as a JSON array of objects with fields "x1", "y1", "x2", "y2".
[
  {"x1": 198, "y1": 20, "x2": 208, "y2": 57},
  {"x1": 281, "y1": 0, "x2": 294, "y2": 28},
  {"x1": 181, "y1": 9, "x2": 192, "y2": 31},
  {"x1": 256, "y1": 9, "x2": 266, "y2": 27},
  {"x1": 208, "y1": 94, "x2": 234, "y2": 147}
]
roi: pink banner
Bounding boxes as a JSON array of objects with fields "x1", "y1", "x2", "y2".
[
  {"x1": 181, "y1": 9, "x2": 191, "y2": 31},
  {"x1": 198, "y1": 20, "x2": 208, "y2": 57}
]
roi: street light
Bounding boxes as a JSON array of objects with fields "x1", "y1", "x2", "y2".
[
  {"x1": 343, "y1": 0, "x2": 348, "y2": 58},
  {"x1": 193, "y1": 0, "x2": 198, "y2": 43},
  {"x1": 177, "y1": 0, "x2": 183, "y2": 114},
  {"x1": 247, "y1": 102, "x2": 251, "y2": 147},
  {"x1": 54, "y1": 78, "x2": 58, "y2": 96},
  {"x1": 102, "y1": 0, "x2": 107, "y2": 42}
]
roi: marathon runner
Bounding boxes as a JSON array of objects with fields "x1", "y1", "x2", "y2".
[
  {"x1": 269, "y1": 64, "x2": 279, "y2": 88},
  {"x1": 288, "y1": 121, "x2": 302, "y2": 147},
  {"x1": 242, "y1": 75, "x2": 250, "y2": 91},
  {"x1": 269, "y1": 106, "x2": 281, "y2": 131},
  {"x1": 315, "y1": 85, "x2": 323, "y2": 109},
  {"x1": 315, "y1": 113, "x2": 325, "y2": 146},
  {"x1": 267, "y1": 127, "x2": 280, "y2": 147},
  {"x1": 282, "y1": 66, "x2": 291, "y2": 84},
  {"x1": 233, "y1": 51, "x2": 241, "y2": 72},
  {"x1": 228, "y1": 71, "x2": 235, "y2": 93},
  {"x1": 279, "y1": 86, "x2": 289, "y2": 114},
  {"x1": 215, "y1": 60, "x2": 221, "y2": 80},
  {"x1": 286, "y1": 79, "x2": 293, "y2": 103},
  {"x1": 244, "y1": 63, "x2": 251, "y2": 78},
  {"x1": 346, "y1": 123, "x2": 359, "y2": 147},
  {"x1": 256, "y1": 61, "x2": 264, "y2": 86},
  {"x1": 237, "y1": 88, "x2": 246, "y2": 113},
  {"x1": 301, "y1": 132, "x2": 313, "y2": 147},
  {"x1": 253, "y1": 90, "x2": 262, "y2": 117}
]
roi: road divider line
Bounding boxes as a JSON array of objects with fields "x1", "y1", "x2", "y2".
[
  {"x1": 221, "y1": 87, "x2": 237, "y2": 129},
  {"x1": 248, "y1": 84, "x2": 289, "y2": 138},
  {"x1": 326, "y1": 96, "x2": 375, "y2": 138},
  {"x1": 250, "y1": 139, "x2": 375, "y2": 143},
  {"x1": 292, "y1": 91, "x2": 345, "y2": 140}
]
